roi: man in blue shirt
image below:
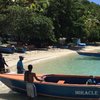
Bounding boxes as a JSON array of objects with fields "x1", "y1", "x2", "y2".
[{"x1": 17, "y1": 56, "x2": 25, "y2": 74}]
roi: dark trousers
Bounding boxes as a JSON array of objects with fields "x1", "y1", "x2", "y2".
[{"x1": 0, "y1": 68, "x2": 5, "y2": 73}]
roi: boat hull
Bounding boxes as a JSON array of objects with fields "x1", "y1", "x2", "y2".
[
  {"x1": 77, "y1": 51, "x2": 100, "y2": 57},
  {"x1": 0, "y1": 75, "x2": 100, "y2": 99}
]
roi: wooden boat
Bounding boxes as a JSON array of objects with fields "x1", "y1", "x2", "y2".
[
  {"x1": 0, "y1": 74, "x2": 100, "y2": 99},
  {"x1": 77, "y1": 51, "x2": 100, "y2": 57}
]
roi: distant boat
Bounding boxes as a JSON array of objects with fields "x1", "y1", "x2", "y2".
[
  {"x1": 0, "y1": 46, "x2": 14, "y2": 53},
  {"x1": 77, "y1": 51, "x2": 100, "y2": 57},
  {"x1": 0, "y1": 74, "x2": 100, "y2": 99},
  {"x1": 15, "y1": 47, "x2": 26, "y2": 53}
]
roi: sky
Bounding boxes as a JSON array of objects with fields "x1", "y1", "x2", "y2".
[{"x1": 89, "y1": 0, "x2": 100, "y2": 5}]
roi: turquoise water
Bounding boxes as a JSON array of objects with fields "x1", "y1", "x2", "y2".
[
  {"x1": 34, "y1": 53, "x2": 100, "y2": 76},
  {"x1": 1, "y1": 53, "x2": 100, "y2": 100}
]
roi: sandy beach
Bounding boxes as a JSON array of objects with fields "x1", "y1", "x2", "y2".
[
  {"x1": 3, "y1": 48, "x2": 75, "y2": 73},
  {"x1": 2, "y1": 46, "x2": 100, "y2": 73}
]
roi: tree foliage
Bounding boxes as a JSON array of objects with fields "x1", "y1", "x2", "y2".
[
  {"x1": 0, "y1": 0, "x2": 100, "y2": 46},
  {"x1": 3, "y1": 5, "x2": 55, "y2": 47}
]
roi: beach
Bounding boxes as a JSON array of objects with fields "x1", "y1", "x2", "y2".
[
  {"x1": 0, "y1": 46, "x2": 100, "y2": 100},
  {"x1": 3, "y1": 46, "x2": 100, "y2": 72},
  {"x1": 3, "y1": 48, "x2": 76, "y2": 72}
]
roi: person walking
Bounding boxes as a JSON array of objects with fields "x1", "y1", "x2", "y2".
[
  {"x1": 24, "y1": 64, "x2": 43, "y2": 99},
  {"x1": 17, "y1": 56, "x2": 25, "y2": 74},
  {"x1": 0, "y1": 53, "x2": 9, "y2": 73}
]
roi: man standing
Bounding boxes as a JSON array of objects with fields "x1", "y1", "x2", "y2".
[
  {"x1": 17, "y1": 56, "x2": 25, "y2": 74},
  {"x1": 24, "y1": 64, "x2": 43, "y2": 99},
  {"x1": 0, "y1": 53, "x2": 9, "y2": 73}
]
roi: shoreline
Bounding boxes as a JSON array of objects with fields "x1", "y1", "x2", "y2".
[
  {"x1": 3, "y1": 49, "x2": 76, "y2": 72},
  {"x1": 2, "y1": 46, "x2": 100, "y2": 73}
]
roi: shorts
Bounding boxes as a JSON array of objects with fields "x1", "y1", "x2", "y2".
[{"x1": 26, "y1": 83, "x2": 37, "y2": 98}]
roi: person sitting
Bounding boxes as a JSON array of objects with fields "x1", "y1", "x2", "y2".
[{"x1": 86, "y1": 75, "x2": 96, "y2": 85}]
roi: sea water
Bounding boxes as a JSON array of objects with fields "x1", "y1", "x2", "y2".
[
  {"x1": 0, "y1": 53, "x2": 100, "y2": 100},
  {"x1": 35, "y1": 53, "x2": 100, "y2": 76}
]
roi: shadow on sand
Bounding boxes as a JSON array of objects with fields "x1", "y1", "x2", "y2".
[
  {"x1": 0, "y1": 90, "x2": 60, "y2": 100},
  {"x1": 0, "y1": 91, "x2": 28, "y2": 100}
]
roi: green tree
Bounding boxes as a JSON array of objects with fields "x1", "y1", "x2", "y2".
[
  {"x1": 47, "y1": 0, "x2": 75, "y2": 40},
  {"x1": 30, "y1": 14, "x2": 55, "y2": 47},
  {"x1": 6, "y1": 5, "x2": 55, "y2": 46}
]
